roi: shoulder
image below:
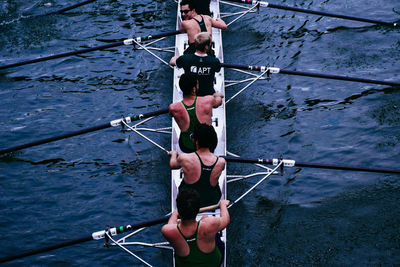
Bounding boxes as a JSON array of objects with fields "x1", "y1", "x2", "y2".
[
  {"x1": 209, "y1": 56, "x2": 221, "y2": 63},
  {"x1": 176, "y1": 55, "x2": 189, "y2": 67},
  {"x1": 177, "y1": 54, "x2": 191, "y2": 63},
  {"x1": 181, "y1": 20, "x2": 192, "y2": 28},
  {"x1": 161, "y1": 223, "x2": 178, "y2": 238},
  {"x1": 216, "y1": 156, "x2": 226, "y2": 169},
  {"x1": 217, "y1": 156, "x2": 226, "y2": 165},
  {"x1": 206, "y1": 56, "x2": 221, "y2": 65},
  {"x1": 169, "y1": 102, "x2": 181, "y2": 112},
  {"x1": 199, "y1": 217, "x2": 220, "y2": 234},
  {"x1": 178, "y1": 152, "x2": 195, "y2": 164},
  {"x1": 203, "y1": 15, "x2": 213, "y2": 21},
  {"x1": 198, "y1": 95, "x2": 214, "y2": 103}
]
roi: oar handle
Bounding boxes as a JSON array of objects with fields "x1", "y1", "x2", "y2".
[{"x1": 199, "y1": 203, "x2": 220, "y2": 213}]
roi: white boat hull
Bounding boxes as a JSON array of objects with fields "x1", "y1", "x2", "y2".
[{"x1": 171, "y1": 0, "x2": 227, "y2": 266}]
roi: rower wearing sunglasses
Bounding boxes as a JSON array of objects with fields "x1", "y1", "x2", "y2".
[{"x1": 179, "y1": 0, "x2": 227, "y2": 55}]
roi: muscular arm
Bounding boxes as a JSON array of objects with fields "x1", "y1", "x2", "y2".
[
  {"x1": 168, "y1": 210, "x2": 179, "y2": 224},
  {"x1": 161, "y1": 211, "x2": 178, "y2": 245},
  {"x1": 211, "y1": 17, "x2": 227, "y2": 30},
  {"x1": 201, "y1": 200, "x2": 230, "y2": 237},
  {"x1": 217, "y1": 200, "x2": 230, "y2": 231},
  {"x1": 180, "y1": 20, "x2": 189, "y2": 33},
  {"x1": 212, "y1": 92, "x2": 224, "y2": 108},
  {"x1": 169, "y1": 150, "x2": 181, "y2": 169},
  {"x1": 170, "y1": 56, "x2": 179, "y2": 66}
]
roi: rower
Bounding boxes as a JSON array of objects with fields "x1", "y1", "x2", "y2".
[
  {"x1": 179, "y1": 0, "x2": 227, "y2": 55},
  {"x1": 169, "y1": 123, "x2": 226, "y2": 207},
  {"x1": 169, "y1": 73, "x2": 223, "y2": 153},
  {"x1": 162, "y1": 189, "x2": 230, "y2": 267},
  {"x1": 170, "y1": 32, "x2": 221, "y2": 96}
]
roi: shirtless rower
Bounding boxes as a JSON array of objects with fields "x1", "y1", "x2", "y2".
[
  {"x1": 169, "y1": 123, "x2": 226, "y2": 208},
  {"x1": 162, "y1": 189, "x2": 230, "y2": 267},
  {"x1": 179, "y1": 0, "x2": 227, "y2": 55},
  {"x1": 169, "y1": 73, "x2": 223, "y2": 153}
]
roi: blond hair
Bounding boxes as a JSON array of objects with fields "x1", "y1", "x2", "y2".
[{"x1": 194, "y1": 32, "x2": 211, "y2": 52}]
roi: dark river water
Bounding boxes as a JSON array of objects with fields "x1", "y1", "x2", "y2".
[{"x1": 1, "y1": 0, "x2": 400, "y2": 266}]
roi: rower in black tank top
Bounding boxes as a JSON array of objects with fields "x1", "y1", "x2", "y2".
[
  {"x1": 184, "y1": 15, "x2": 215, "y2": 56},
  {"x1": 179, "y1": 152, "x2": 222, "y2": 207}
]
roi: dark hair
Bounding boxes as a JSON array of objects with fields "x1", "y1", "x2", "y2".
[
  {"x1": 176, "y1": 189, "x2": 200, "y2": 220},
  {"x1": 193, "y1": 123, "x2": 217, "y2": 152},
  {"x1": 180, "y1": 0, "x2": 195, "y2": 10},
  {"x1": 179, "y1": 73, "x2": 197, "y2": 96}
]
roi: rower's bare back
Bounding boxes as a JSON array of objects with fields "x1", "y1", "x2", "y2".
[
  {"x1": 180, "y1": 152, "x2": 226, "y2": 186},
  {"x1": 182, "y1": 15, "x2": 213, "y2": 43}
]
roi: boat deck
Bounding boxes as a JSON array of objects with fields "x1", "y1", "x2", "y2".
[{"x1": 171, "y1": 0, "x2": 227, "y2": 266}]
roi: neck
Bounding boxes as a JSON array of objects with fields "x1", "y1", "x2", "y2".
[
  {"x1": 183, "y1": 94, "x2": 196, "y2": 100},
  {"x1": 181, "y1": 219, "x2": 196, "y2": 226},
  {"x1": 195, "y1": 50, "x2": 207, "y2": 56},
  {"x1": 196, "y1": 147, "x2": 211, "y2": 154}
]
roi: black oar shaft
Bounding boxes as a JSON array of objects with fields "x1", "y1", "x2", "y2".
[
  {"x1": 0, "y1": 235, "x2": 93, "y2": 263},
  {"x1": 279, "y1": 69, "x2": 400, "y2": 87},
  {"x1": 0, "y1": 108, "x2": 169, "y2": 156},
  {"x1": 0, "y1": 215, "x2": 169, "y2": 264},
  {"x1": 221, "y1": 63, "x2": 400, "y2": 87},
  {"x1": 0, "y1": 42, "x2": 124, "y2": 70},
  {"x1": 295, "y1": 161, "x2": 400, "y2": 174},
  {"x1": 45, "y1": 0, "x2": 97, "y2": 15},
  {"x1": 0, "y1": 203, "x2": 220, "y2": 263},
  {"x1": 0, "y1": 123, "x2": 111, "y2": 155},
  {"x1": 267, "y1": 3, "x2": 396, "y2": 27},
  {"x1": 223, "y1": 156, "x2": 400, "y2": 174},
  {"x1": 0, "y1": 31, "x2": 180, "y2": 70},
  {"x1": 225, "y1": 0, "x2": 398, "y2": 27}
]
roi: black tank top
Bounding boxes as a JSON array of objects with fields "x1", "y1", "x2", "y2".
[
  {"x1": 193, "y1": 15, "x2": 207, "y2": 32},
  {"x1": 179, "y1": 152, "x2": 222, "y2": 207}
]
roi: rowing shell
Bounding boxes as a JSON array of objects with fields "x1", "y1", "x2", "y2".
[{"x1": 171, "y1": 0, "x2": 227, "y2": 266}]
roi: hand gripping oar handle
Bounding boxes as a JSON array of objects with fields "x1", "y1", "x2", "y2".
[
  {"x1": 222, "y1": 155, "x2": 400, "y2": 175},
  {"x1": 224, "y1": 0, "x2": 398, "y2": 27},
  {"x1": 0, "y1": 203, "x2": 221, "y2": 263},
  {"x1": 0, "y1": 31, "x2": 180, "y2": 70},
  {"x1": 0, "y1": 108, "x2": 169, "y2": 156},
  {"x1": 221, "y1": 63, "x2": 400, "y2": 87}
]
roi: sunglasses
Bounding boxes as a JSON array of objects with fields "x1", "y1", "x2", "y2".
[{"x1": 180, "y1": 9, "x2": 191, "y2": 14}]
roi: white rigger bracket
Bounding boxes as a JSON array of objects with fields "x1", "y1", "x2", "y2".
[
  {"x1": 123, "y1": 37, "x2": 143, "y2": 46},
  {"x1": 272, "y1": 158, "x2": 296, "y2": 167},
  {"x1": 110, "y1": 116, "x2": 134, "y2": 127}
]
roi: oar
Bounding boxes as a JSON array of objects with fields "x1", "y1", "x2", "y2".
[
  {"x1": 0, "y1": 30, "x2": 180, "y2": 70},
  {"x1": 37, "y1": 0, "x2": 97, "y2": 17},
  {"x1": 221, "y1": 63, "x2": 400, "y2": 87},
  {"x1": 0, "y1": 108, "x2": 169, "y2": 156},
  {"x1": 0, "y1": 203, "x2": 220, "y2": 263},
  {"x1": 224, "y1": 0, "x2": 399, "y2": 27},
  {"x1": 223, "y1": 155, "x2": 400, "y2": 174}
]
